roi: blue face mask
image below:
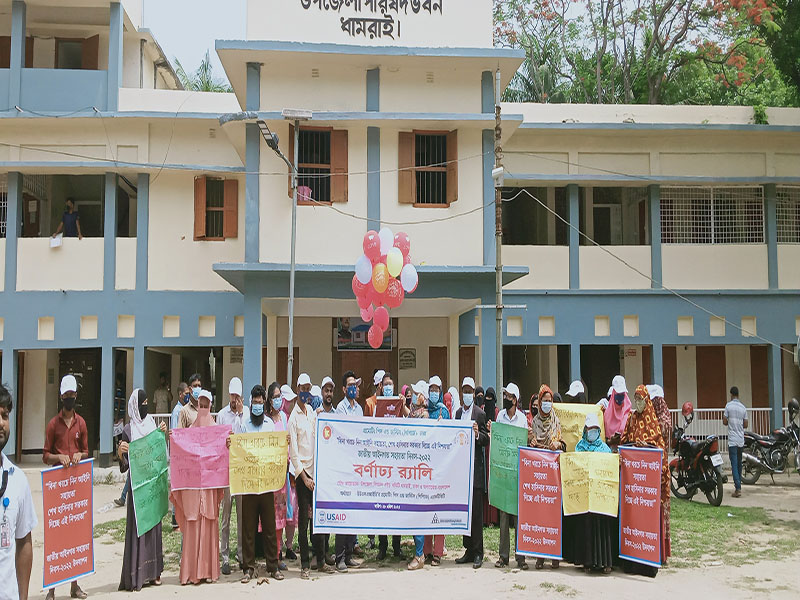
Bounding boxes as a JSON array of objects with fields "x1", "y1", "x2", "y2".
[
  {"x1": 191, "y1": 387, "x2": 200, "y2": 400},
  {"x1": 346, "y1": 385, "x2": 358, "y2": 400},
  {"x1": 298, "y1": 391, "x2": 312, "y2": 405},
  {"x1": 383, "y1": 385, "x2": 394, "y2": 397},
  {"x1": 614, "y1": 392, "x2": 625, "y2": 406},
  {"x1": 462, "y1": 393, "x2": 474, "y2": 407},
  {"x1": 586, "y1": 429, "x2": 600, "y2": 443},
  {"x1": 251, "y1": 403, "x2": 264, "y2": 416},
  {"x1": 429, "y1": 391, "x2": 440, "y2": 405},
  {"x1": 272, "y1": 397, "x2": 283, "y2": 411}
]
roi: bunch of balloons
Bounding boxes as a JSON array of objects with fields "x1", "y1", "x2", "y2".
[{"x1": 352, "y1": 227, "x2": 419, "y2": 349}]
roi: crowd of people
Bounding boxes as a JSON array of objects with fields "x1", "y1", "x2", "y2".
[{"x1": 0, "y1": 369, "x2": 678, "y2": 600}]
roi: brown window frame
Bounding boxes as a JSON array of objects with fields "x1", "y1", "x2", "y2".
[
  {"x1": 398, "y1": 129, "x2": 457, "y2": 207},
  {"x1": 288, "y1": 125, "x2": 349, "y2": 205},
  {"x1": 194, "y1": 175, "x2": 238, "y2": 241}
]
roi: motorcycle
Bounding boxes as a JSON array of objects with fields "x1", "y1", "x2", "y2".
[
  {"x1": 741, "y1": 416, "x2": 800, "y2": 485},
  {"x1": 669, "y1": 402, "x2": 725, "y2": 506}
]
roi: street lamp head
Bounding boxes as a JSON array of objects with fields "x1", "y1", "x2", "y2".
[
  {"x1": 256, "y1": 120, "x2": 280, "y2": 151},
  {"x1": 282, "y1": 108, "x2": 312, "y2": 121}
]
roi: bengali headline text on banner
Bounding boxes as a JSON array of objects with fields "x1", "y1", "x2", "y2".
[
  {"x1": 619, "y1": 446, "x2": 663, "y2": 567},
  {"x1": 516, "y1": 448, "x2": 562, "y2": 560}
]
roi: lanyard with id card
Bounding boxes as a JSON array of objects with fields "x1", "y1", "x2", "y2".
[{"x1": 1, "y1": 468, "x2": 10, "y2": 549}]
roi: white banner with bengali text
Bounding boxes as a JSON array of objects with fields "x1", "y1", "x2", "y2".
[{"x1": 313, "y1": 414, "x2": 474, "y2": 535}]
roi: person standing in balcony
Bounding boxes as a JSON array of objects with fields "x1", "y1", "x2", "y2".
[
  {"x1": 51, "y1": 198, "x2": 82, "y2": 239},
  {"x1": 723, "y1": 386, "x2": 748, "y2": 498}
]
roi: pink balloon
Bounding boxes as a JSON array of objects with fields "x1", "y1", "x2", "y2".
[
  {"x1": 403, "y1": 253, "x2": 412, "y2": 266},
  {"x1": 367, "y1": 324, "x2": 384, "y2": 349},
  {"x1": 394, "y1": 232, "x2": 411, "y2": 258},
  {"x1": 363, "y1": 230, "x2": 381, "y2": 262},
  {"x1": 360, "y1": 306, "x2": 374, "y2": 322},
  {"x1": 385, "y1": 278, "x2": 404, "y2": 309},
  {"x1": 352, "y1": 274, "x2": 368, "y2": 298},
  {"x1": 356, "y1": 293, "x2": 371, "y2": 310},
  {"x1": 374, "y1": 306, "x2": 390, "y2": 331}
]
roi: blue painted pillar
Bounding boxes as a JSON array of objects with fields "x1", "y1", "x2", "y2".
[
  {"x1": 133, "y1": 345, "x2": 145, "y2": 390},
  {"x1": 367, "y1": 127, "x2": 380, "y2": 231},
  {"x1": 245, "y1": 62, "x2": 261, "y2": 263},
  {"x1": 764, "y1": 184, "x2": 778, "y2": 289},
  {"x1": 568, "y1": 184, "x2": 580, "y2": 289},
  {"x1": 1, "y1": 349, "x2": 19, "y2": 460},
  {"x1": 366, "y1": 68, "x2": 379, "y2": 112},
  {"x1": 4, "y1": 173, "x2": 21, "y2": 293},
  {"x1": 135, "y1": 174, "x2": 149, "y2": 291},
  {"x1": 99, "y1": 344, "x2": 114, "y2": 465},
  {"x1": 649, "y1": 185, "x2": 662, "y2": 288},
  {"x1": 103, "y1": 173, "x2": 117, "y2": 292},
  {"x1": 8, "y1": 1, "x2": 25, "y2": 108},
  {"x1": 107, "y1": 2, "x2": 123, "y2": 111},
  {"x1": 480, "y1": 307, "x2": 497, "y2": 393},
  {"x1": 570, "y1": 342, "x2": 581, "y2": 383},
  {"x1": 651, "y1": 343, "x2": 663, "y2": 386},
  {"x1": 243, "y1": 289, "x2": 262, "y2": 391},
  {"x1": 482, "y1": 129, "x2": 495, "y2": 266},
  {"x1": 767, "y1": 344, "x2": 783, "y2": 429},
  {"x1": 481, "y1": 71, "x2": 493, "y2": 113}
]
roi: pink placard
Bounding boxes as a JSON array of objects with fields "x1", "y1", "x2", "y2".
[{"x1": 169, "y1": 424, "x2": 231, "y2": 490}]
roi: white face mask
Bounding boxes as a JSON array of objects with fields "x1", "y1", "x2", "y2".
[
  {"x1": 462, "y1": 393, "x2": 474, "y2": 407},
  {"x1": 540, "y1": 401, "x2": 552, "y2": 415},
  {"x1": 634, "y1": 398, "x2": 646, "y2": 414}
]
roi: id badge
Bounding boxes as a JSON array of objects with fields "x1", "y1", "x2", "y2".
[{"x1": 0, "y1": 517, "x2": 10, "y2": 549}]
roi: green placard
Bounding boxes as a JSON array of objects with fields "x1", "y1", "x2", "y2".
[
  {"x1": 129, "y1": 429, "x2": 169, "y2": 537},
  {"x1": 489, "y1": 421, "x2": 529, "y2": 515}
]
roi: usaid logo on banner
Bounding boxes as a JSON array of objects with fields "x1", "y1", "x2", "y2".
[
  {"x1": 318, "y1": 510, "x2": 347, "y2": 525},
  {"x1": 431, "y1": 514, "x2": 440, "y2": 524}
]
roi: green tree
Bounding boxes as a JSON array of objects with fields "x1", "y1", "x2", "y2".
[
  {"x1": 759, "y1": 0, "x2": 800, "y2": 94},
  {"x1": 174, "y1": 50, "x2": 232, "y2": 93}
]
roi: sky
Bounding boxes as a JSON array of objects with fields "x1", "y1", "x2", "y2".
[{"x1": 142, "y1": 0, "x2": 245, "y2": 83}]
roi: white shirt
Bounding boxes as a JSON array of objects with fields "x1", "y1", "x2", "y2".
[
  {"x1": 240, "y1": 416, "x2": 276, "y2": 434},
  {"x1": 0, "y1": 454, "x2": 37, "y2": 600},
  {"x1": 460, "y1": 404, "x2": 474, "y2": 421},
  {"x1": 496, "y1": 408, "x2": 527, "y2": 429},
  {"x1": 288, "y1": 403, "x2": 317, "y2": 478},
  {"x1": 217, "y1": 403, "x2": 250, "y2": 433},
  {"x1": 336, "y1": 399, "x2": 364, "y2": 417}
]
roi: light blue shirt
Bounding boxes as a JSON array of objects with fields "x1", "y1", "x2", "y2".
[
  {"x1": 170, "y1": 402, "x2": 182, "y2": 430},
  {"x1": 724, "y1": 399, "x2": 748, "y2": 448},
  {"x1": 241, "y1": 417, "x2": 276, "y2": 434},
  {"x1": 336, "y1": 398, "x2": 364, "y2": 416}
]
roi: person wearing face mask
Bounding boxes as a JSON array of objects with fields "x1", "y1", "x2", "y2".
[
  {"x1": 483, "y1": 387, "x2": 498, "y2": 421},
  {"x1": 216, "y1": 378, "x2": 249, "y2": 575},
  {"x1": 316, "y1": 377, "x2": 337, "y2": 415},
  {"x1": 276, "y1": 384, "x2": 300, "y2": 562},
  {"x1": 447, "y1": 387, "x2": 461, "y2": 417},
  {"x1": 0, "y1": 384, "x2": 37, "y2": 600},
  {"x1": 565, "y1": 380, "x2": 587, "y2": 404},
  {"x1": 117, "y1": 389, "x2": 168, "y2": 590},
  {"x1": 427, "y1": 376, "x2": 450, "y2": 420},
  {"x1": 171, "y1": 382, "x2": 190, "y2": 430},
  {"x1": 224, "y1": 385, "x2": 283, "y2": 583},
  {"x1": 529, "y1": 384, "x2": 565, "y2": 570},
  {"x1": 309, "y1": 385, "x2": 323, "y2": 412},
  {"x1": 51, "y1": 197, "x2": 83, "y2": 239},
  {"x1": 493, "y1": 383, "x2": 529, "y2": 570},
  {"x1": 455, "y1": 377, "x2": 488, "y2": 569},
  {"x1": 407, "y1": 380, "x2": 432, "y2": 571},
  {"x1": 373, "y1": 372, "x2": 403, "y2": 560},
  {"x1": 263, "y1": 382, "x2": 293, "y2": 572},
  {"x1": 563, "y1": 413, "x2": 615, "y2": 574},
  {"x1": 178, "y1": 373, "x2": 203, "y2": 429},
  {"x1": 402, "y1": 384, "x2": 413, "y2": 408},
  {"x1": 598, "y1": 375, "x2": 631, "y2": 450},
  {"x1": 621, "y1": 385, "x2": 669, "y2": 574},
  {"x1": 43, "y1": 375, "x2": 89, "y2": 600}
]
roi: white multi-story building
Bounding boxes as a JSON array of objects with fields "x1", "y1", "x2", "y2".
[{"x1": 1, "y1": 0, "x2": 798, "y2": 464}]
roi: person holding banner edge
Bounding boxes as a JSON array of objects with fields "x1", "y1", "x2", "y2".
[
  {"x1": 493, "y1": 382, "x2": 528, "y2": 570},
  {"x1": 375, "y1": 371, "x2": 403, "y2": 561},
  {"x1": 454, "y1": 376, "x2": 488, "y2": 569},
  {"x1": 117, "y1": 389, "x2": 167, "y2": 591},
  {"x1": 43, "y1": 375, "x2": 89, "y2": 600},
  {"x1": 528, "y1": 384, "x2": 565, "y2": 570},
  {"x1": 407, "y1": 380, "x2": 431, "y2": 571}
]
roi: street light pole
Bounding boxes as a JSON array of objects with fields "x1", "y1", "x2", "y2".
[
  {"x1": 494, "y1": 69, "x2": 504, "y2": 397},
  {"x1": 287, "y1": 120, "x2": 299, "y2": 386}
]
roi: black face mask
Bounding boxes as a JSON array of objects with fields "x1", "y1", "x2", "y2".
[
  {"x1": 62, "y1": 397, "x2": 76, "y2": 411},
  {"x1": 503, "y1": 398, "x2": 514, "y2": 411},
  {"x1": 139, "y1": 404, "x2": 149, "y2": 419}
]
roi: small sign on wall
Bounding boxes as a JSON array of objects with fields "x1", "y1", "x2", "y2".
[
  {"x1": 230, "y1": 348, "x2": 243, "y2": 364},
  {"x1": 399, "y1": 348, "x2": 416, "y2": 370}
]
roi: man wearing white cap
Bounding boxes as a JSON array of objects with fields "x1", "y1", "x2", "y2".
[
  {"x1": 565, "y1": 380, "x2": 586, "y2": 404},
  {"x1": 216, "y1": 377, "x2": 249, "y2": 574},
  {"x1": 454, "y1": 376, "x2": 488, "y2": 569},
  {"x1": 316, "y1": 377, "x2": 336, "y2": 415},
  {"x1": 494, "y1": 383, "x2": 528, "y2": 570},
  {"x1": 43, "y1": 375, "x2": 89, "y2": 600},
  {"x1": 364, "y1": 369, "x2": 385, "y2": 417}
]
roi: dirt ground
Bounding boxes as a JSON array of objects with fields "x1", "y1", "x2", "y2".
[{"x1": 20, "y1": 465, "x2": 800, "y2": 600}]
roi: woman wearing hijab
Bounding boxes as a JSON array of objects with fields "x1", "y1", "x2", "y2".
[
  {"x1": 170, "y1": 389, "x2": 224, "y2": 585},
  {"x1": 483, "y1": 387, "x2": 497, "y2": 421},
  {"x1": 117, "y1": 390, "x2": 166, "y2": 591},
  {"x1": 267, "y1": 382, "x2": 293, "y2": 572},
  {"x1": 401, "y1": 384, "x2": 413, "y2": 409},
  {"x1": 528, "y1": 384, "x2": 565, "y2": 570},
  {"x1": 621, "y1": 385, "x2": 670, "y2": 576},
  {"x1": 427, "y1": 376, "x2": 450, "y2": 420},
  {"x1": 563, "y1": 413, "x2": 615, "y2": 574},
  {"x1": 480, "y1": 386, "x2": 499, "y2": 526},
  {"x1": 647, "y1": 384, "x2": 672, "y2": 561},
  {"x1": 407, "y1": 381, "x2": 431, "y2": 571},
  {"x1": 599, "y1": 375, "x2": 631, "y2": 450},
  {"x1": 447, "y1": 387, "x2": 461, "y2": 417}
]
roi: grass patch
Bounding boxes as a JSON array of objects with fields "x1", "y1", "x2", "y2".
[
  {"x1": 540, "y1": 582, "x2": 577, "y2": 596},
  {"x1": 512, "y1": 583, "x2": 526, "y2": 591}
]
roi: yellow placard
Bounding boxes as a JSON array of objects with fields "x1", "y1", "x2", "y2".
[
  {"x1": 228, "y1": 432, "x2": 288, "y2": 495},
  {"x1": 554, "y1": 404, "x2": 606, "y2": 452},
  {"x1": 560, "y1": 452, "x2": 620, "y2": 517}
]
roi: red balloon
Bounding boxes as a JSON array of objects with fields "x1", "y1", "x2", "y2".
[
  {"x1": 360, "y1": 306, "x2": 374, "y2": 322},
  {"x1": 374, "y1": 306, "x2": 390, "y2": 331},
  {"x1": 363, "y1": 230, "x2": 381, "y2": 262},
  {"x1": 352, "y1": 274, "x2": 368, "y2": 298},
  {"x1": 394, "y1": 232, "x2": 411, "y2": 257},
  {"x1": 356, "y1": 293, "x2": 372, "y2": 310},
  {"x1": 367, "y1": 324, "x2": 384, "y2": 349},
  {"x1": 385, "y1": 278, "x2": 404, "y2": 309},
  {"x1": 372, "y1": 253, "x2": 387, "y2": 267},
  {"x1": 403, "y1": 253, "x2": 412, "y2": 266},
  {"x1": 368, "y1": 285, "x2": 386, "y2": 307}
]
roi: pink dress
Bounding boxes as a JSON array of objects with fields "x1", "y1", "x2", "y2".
[
  {"x1": 272, "y1": 412, "x2": 293, "y2": 530},
  {"x1": 170, "y1": 488, "x2": 223, "y2": 584}
]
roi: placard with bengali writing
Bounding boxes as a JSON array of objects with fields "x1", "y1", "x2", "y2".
[
  {"x1": 516, "y1": 448, "x2": 562, "y2": 560},
  {"x1": 488, "y1": 421, "x2": 529, "y2": 515},
  {"x1": 129, "y1": 429, "x2": 169, "y2": 537},
  {"x1": 553, "y1": 404, "x2": 606, "y2": 452},
  {"x1": 619, "y1": 446, "x2": 663, "y2": 567},
  {"x1": 559, "y1": 452, "x2": 620, "y2": 517},
  {"x1": 41, "y1": 460, "x2": 94, "y2": 589},
  {"x1": 169, "y1": 425, "x2": 231, "y2": 490},
  {"x1": 228, "y1": 432, "x2": 289, "y2": 495}
]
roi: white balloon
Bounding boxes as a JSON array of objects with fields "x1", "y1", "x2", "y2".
[
  {"x1": 379, "y1": 227, "x2": 394, "y2": 256},
  {"x1": 355, "y1": 254, "x2": 372, "y2": 285},
  {"x1": 400, "y1": 263, "x2": 418, "y2": 293}
]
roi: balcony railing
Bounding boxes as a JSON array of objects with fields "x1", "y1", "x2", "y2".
[{"x1": 669, "y1": 407, "x2": 791, "y2": 453}]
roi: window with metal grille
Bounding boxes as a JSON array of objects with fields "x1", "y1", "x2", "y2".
[
  {"x1": 205, "y1": 178, "x2": 225, "y2": 239},
  {"x1": 777, "y1": 186, "x2": 800, "y2": 243},
  {"x1": 297, "y1": 128, "x2": 331, "y2": 203},
  {"x1": 661, "y1": 186, "x2": 764, "y2": 244},
  {"x1": 414, "y1": 133, "x2": 447, "y2": 205}
]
